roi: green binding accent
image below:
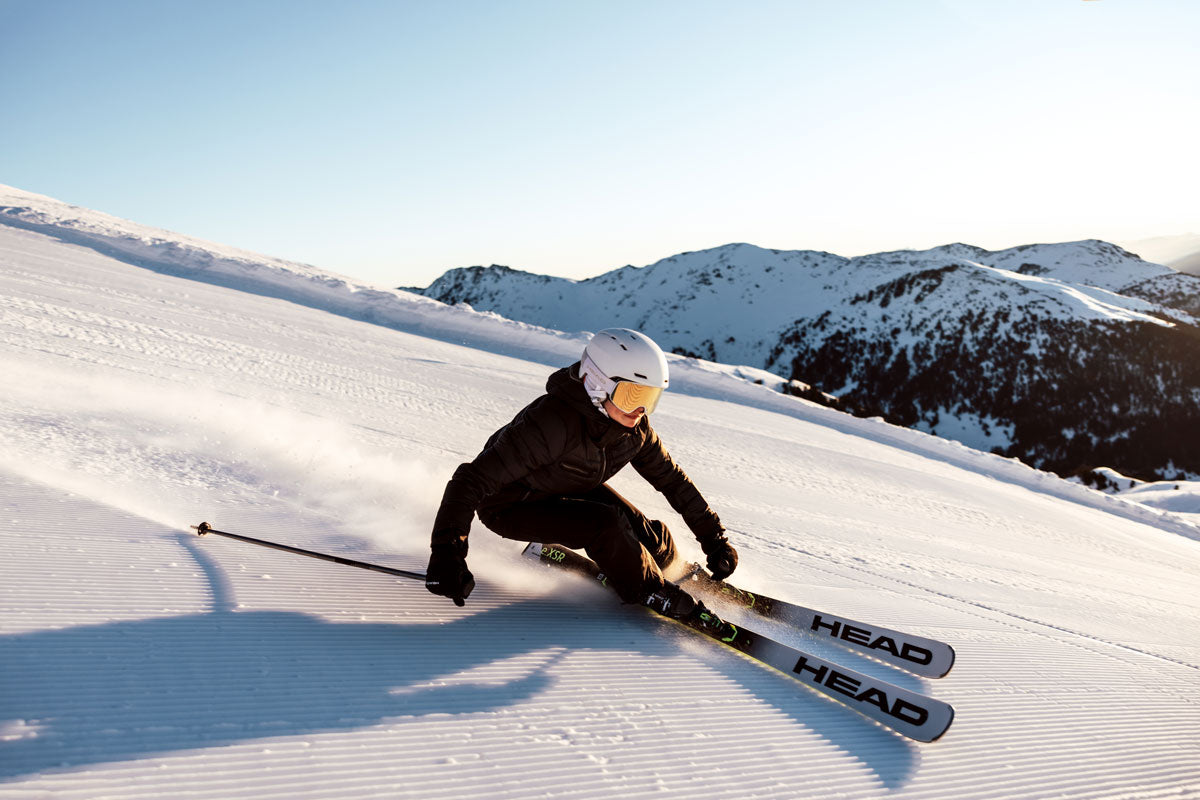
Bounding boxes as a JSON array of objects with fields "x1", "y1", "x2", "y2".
[
  {"x1": 699, "y1": 612, "x2": 739, "y2": 644},
  {"x1": 716, "y1": 582, "x2": 758, "y2": 609},
  {"x1": 731, "y1": 587, "x2": 758, "y2": 609},
  {"x1": 687, "y1": 562, "x2": 760, "y2": 610}
]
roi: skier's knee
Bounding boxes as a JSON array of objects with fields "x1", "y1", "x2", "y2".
[{"x1": 645, "y1": 519, "x2": 678, "y2": 568}]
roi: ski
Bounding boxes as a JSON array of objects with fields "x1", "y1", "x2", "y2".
[
  {"x1": 522, "y1": 543, "x2": 954, "y2": 742},
  {"x1": 677, "y1": 563, "x2": 956, "y2": 679},
  {"x1": 523, "y1": 542, "x2": 955, "y2": 678}
]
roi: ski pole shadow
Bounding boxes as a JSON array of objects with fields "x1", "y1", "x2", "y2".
[{"x1": 0, "y1": 532, "x2": 919, "y2": 789}]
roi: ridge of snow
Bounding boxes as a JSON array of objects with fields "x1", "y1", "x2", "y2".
[
  {"x1": 419, "y1": 236, "x2": 1192, "y2": 372},
  {"x1": 0, "y1": 183, "x2": 589, "y2": 368}
]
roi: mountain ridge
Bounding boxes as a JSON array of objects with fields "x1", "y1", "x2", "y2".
[{"x1": 412, "y1": 240, "x2": 1200, "y2": 481}]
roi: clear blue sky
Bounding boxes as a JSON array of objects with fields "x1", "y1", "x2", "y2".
[{"x1": 2, "y1": 0, "x2": 1196, "y2": 286}]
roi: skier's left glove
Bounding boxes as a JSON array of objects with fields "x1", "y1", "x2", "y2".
[
  {"x1": 701, "y1": 534, "x2": 738, "y2": 581},
  {"x1": 425, "y1": 542, "x2": 475, "y2": 607}
]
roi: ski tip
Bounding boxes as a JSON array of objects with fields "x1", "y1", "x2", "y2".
[
  {"x1": 933, "y1": 644, "x2": 957, "y2": 679},
  {"x1": 924, "y1": 704, "x2": 955, "y2": 743},
  {"x1": 891, "y1": 699, "x2": 954, "y2": 743}
]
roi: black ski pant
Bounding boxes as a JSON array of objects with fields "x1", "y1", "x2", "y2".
[{"x1": 478, "y1": 484, "x2": 679, "y2": 603}]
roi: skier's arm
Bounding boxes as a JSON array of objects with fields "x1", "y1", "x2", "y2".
[
  {"x1": 632, "y1": 427, "x2": 738, "y2": 580},
  {"x1": 631, "y1": 427, "x2": 724, "y2": 541},
  {"x1": 431, "y1": 403, "x2": 565, "y2": 553}
]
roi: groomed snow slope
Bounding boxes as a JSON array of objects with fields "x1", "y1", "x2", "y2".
[{"x1": 2, "y1": 217, "x2": 1199, "y2": 799}]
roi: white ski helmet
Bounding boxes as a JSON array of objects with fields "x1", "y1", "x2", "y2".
[{"x1": 579, "y1": 328, "x2": 669, "y2": 415}]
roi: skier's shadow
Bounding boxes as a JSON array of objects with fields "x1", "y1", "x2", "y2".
[{"x1": 0, "y1": 532, "x2": 918, "y2": 788}]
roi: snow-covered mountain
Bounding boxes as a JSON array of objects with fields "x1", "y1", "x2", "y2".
[
  {"x1": 3, "y1": 185, "x2": 1200, "y2": 799},
  {"x1": 412, "y1": 241, "x2": 1200, "y2": 481}
]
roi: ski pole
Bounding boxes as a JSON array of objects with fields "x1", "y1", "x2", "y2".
[{"x1": 191, "y1": 521, "x2": 426, "y2": 581}]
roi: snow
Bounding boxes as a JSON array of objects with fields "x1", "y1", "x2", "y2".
[
  {"x1": 1071, "y1": 468, "x2": 1200, "y2": 524},
  {"x1": 976, "y1": 263, "x2": 1176, "y2": 327},
  {"x1": 912, "y1": 410, "x2": 1015, "y2": 453},
  {"x1": 2, "y1": 192, "x2": 1200, "y2": 798},
  {"x1": 972, "y1": 239, "x2": 1176, "y2": 291}
]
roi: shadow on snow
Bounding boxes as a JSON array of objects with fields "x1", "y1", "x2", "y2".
[{"x1": 0, "y1": 532, "x2": 920, "y2": 789}]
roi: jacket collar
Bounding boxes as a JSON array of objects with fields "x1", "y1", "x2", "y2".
[{"x1": 548, "y1": 363, "x2": 645, "y2": 442}]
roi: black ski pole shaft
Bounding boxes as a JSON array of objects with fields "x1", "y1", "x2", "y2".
[{"x1": 191, "y1": 521, "x2": 426, "y2": 581}]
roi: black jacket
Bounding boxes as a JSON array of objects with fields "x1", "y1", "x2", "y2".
[{"x1": 431, "y1": 363, "x2": 724, "y2": 552}]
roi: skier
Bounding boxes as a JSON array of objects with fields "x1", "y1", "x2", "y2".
[{"x1": 425, "y1": 328, "x2": 739, "y2": 630}]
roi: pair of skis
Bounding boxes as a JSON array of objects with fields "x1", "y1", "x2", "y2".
[{"x1": 522, "y1": 542, "x2": 956, "y2": 743}]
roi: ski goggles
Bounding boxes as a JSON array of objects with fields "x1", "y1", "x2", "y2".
[
  {"x1": 609, "y1": 380, "x2": 664, "y2": 415},
  {"x1": 581, "y1": 353, "x2": 665, "y2": 415}
]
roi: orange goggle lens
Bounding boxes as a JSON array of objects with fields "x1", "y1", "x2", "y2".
[{"x1": 610, "y1": 381, "x2": 663, "y2": 415}]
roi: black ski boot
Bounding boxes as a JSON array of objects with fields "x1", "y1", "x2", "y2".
[
  {"x1": 643, "y1": 582, "x2": 741, "y2": 645},
  {"x1": 642, "y1": 581, "x2": 697, "y2": 619}
]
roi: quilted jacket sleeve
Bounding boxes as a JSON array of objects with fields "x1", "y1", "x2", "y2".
[
  {"x1": 631, "y1": 425, "x2": 724, "y2": 543},
  {"x1": 430, "y1": 398, "x2": 568, "y2": 552}
]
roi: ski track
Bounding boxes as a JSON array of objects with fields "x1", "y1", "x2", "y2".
[{"x1": 2, "y1": 223, "x2": 1200, "y2": 798}]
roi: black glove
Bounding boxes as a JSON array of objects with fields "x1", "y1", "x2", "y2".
[
  {"x1": 701, "y1": 534, "x2": 738, "y2": 581},
  {"x1": 425, "y1": 542, "x2": 475, "y2": 606}
]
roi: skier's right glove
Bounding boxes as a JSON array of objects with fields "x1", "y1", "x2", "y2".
[
  {"x1": 701, "y1": 534, "x2": 738, "y2": 582},
  {"x1": 425, "y1": 542, "x2": 475, "y2": 607}
]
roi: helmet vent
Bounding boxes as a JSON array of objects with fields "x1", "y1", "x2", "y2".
[{"x1": 634, "y1": 372, "x2": 648, "y2": 379}]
